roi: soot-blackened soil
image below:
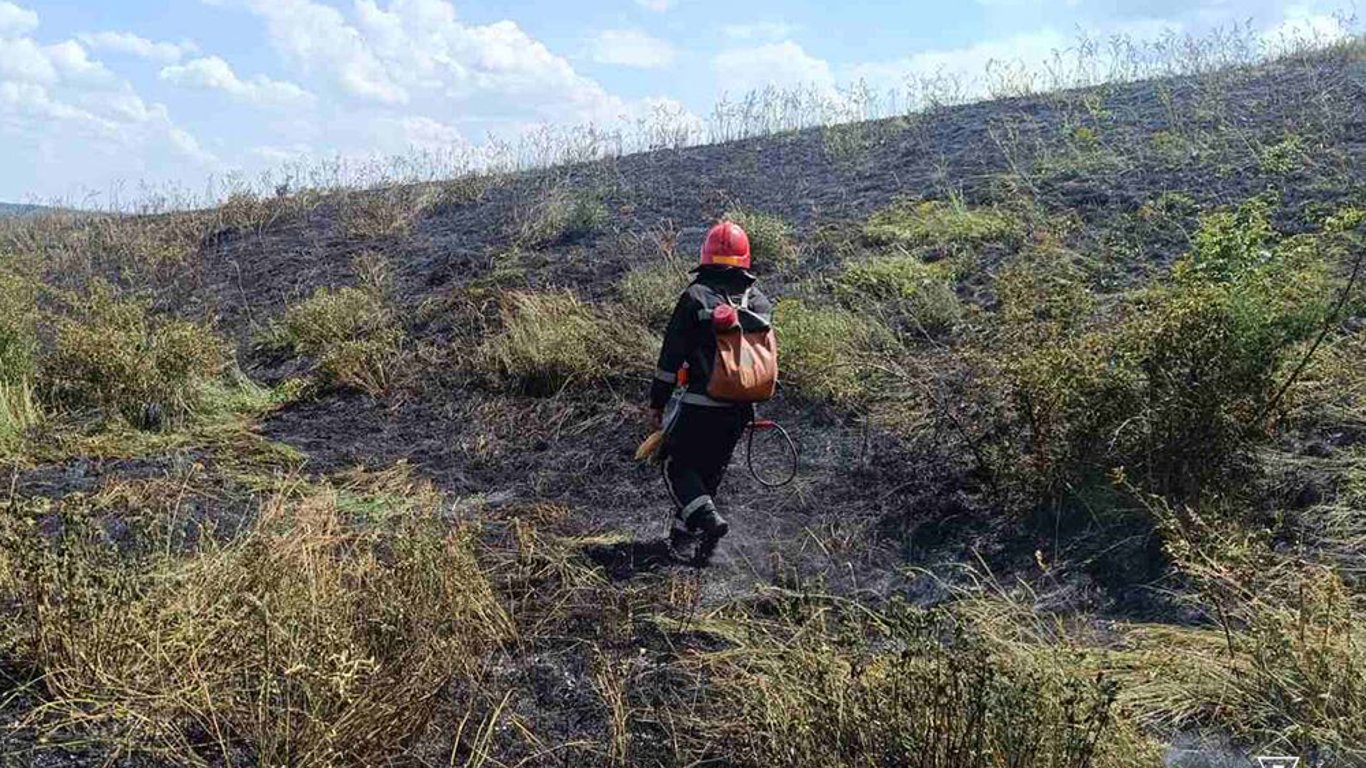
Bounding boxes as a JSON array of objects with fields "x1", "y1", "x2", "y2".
[{"x1": 247, "y1": 58, "x2": 1365, "y2": 611}]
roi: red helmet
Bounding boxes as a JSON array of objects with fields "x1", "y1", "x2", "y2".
[{"x1": 700, "y1": 221, "x2": 751, "y2": 269}]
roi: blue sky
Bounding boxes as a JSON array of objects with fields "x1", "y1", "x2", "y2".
[{"x1": 0, "y1": 0, "x2": 1356, "y2": 204}]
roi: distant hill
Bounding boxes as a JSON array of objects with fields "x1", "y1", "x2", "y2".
[{"x1": 0, "y1": 202, "x2": 56, "y2": 217}]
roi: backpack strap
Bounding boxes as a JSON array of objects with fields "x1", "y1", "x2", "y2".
[{"x1": 692, "y1": 285, "x2": 755, "y2": 320}]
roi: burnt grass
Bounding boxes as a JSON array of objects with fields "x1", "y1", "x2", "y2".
[
  {"x1": 3, "y1": 52, "x2": 1365, "y2": 765},
  {"x1": 226, "y1": 57, "x2": 1365, "y2": 607}
]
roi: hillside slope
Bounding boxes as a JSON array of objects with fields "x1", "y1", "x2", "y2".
[{"x1": 2, "y1": 46, "x2": 1365, "y2": 767}]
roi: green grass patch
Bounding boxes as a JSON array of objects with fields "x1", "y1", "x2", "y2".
[
  {"x1": 477, "y1": 290, "x2": 654, "y2": 396},
  {"x1": 269, "y1": 255, "x2": 405, "y2": 396},
  {"x1": 511, "y1": 188, "x2": 608, "y2": 248},
  {"x1": 617, "y1": 261, "x2": 690, "y2": 331},
  {"x1": 835, "y1": 251, "x2": 963, "y2": 337},
  {"x1": 775, "y1": 297, "x2": 897, "y2": 406},
  {"x1": 724, "y1": 207, "x2": 797, "y2": 271},
  {"x1": 864, "y1": 198, "x2": 1025, "y2": 251},
  {"x1": 0, "y1": 270, "x2": 39, "y2": 385}
]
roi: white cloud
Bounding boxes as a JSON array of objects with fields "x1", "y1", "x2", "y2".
[
  {"x1": 635, "y1": 0, "x2": 676, "y2": 12},
  {"x1": 160, "y1": 56, "x2": 313, "y2": 107},
  {"x1": 0, "y1": 8, "x2": 215, "y2": 200},
  {"x1": 78, "y1": 31, "x2": 197, "y2": 63},
  {"x1": 721, "y1": 22, "x2": 796, "y2": 42},
  {"x1": 713, "y1": 40, "x2": 836, "y2": 94},
  {"x1": 244, "y1": 0, "x2": 406, "y2": 104},
  {"x1": 218, "y1": 0, "x2": 628, "y2": 124},
  {"x1": 0, "y1": 37, "x2": 58, "y2": 83},
  {"x1": 394, "y1": 114, "x2": 464, "y2": 149},
  {"x1": 845, "y1": 28, "x2": 1072, "y2": 94},
  {"x1": 591, "y1": 28, "x2": 677, "y2": 68},
  {"x1": 1262, "y1": 4, "x2": 1351, "y2": 50},
  {"x1": 0, "y1": 1, "x2": 37, "y2": 37}
]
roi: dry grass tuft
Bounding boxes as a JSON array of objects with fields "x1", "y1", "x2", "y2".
[
  {"x1": 339, "y1": 185, "x2": 436, "y2": 239},
  {"x1": 0, "y1": 471, "x2": 510, "y2": 765},
  {"x1": 672, "y1": 594, "x2": 1156, "y2": 767},
  {"x1": 46, "y1": 280, "x2": 227, "y2": 426}
]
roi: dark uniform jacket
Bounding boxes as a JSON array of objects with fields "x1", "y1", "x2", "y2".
[{"x1": 649, "y1": 266, "x2": 774, "y2": 411}]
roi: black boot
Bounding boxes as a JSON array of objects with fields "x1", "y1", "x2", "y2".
[
  {"x1": 668, "y1": 526, "x2": 697, "y2": 563},
  {"x1": 685, "y1": 503, "x2": 729, "y2": 567}
]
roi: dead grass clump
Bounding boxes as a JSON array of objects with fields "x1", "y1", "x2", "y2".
[
  {"x1": 964, "y1": 491, "x2": 1366, "y2": 761},
  {"x1": 675, "y1": 595, "x2": 1151, "y2": 768},
  {"x1": 431, "y1": 173, "x2": 501, "y2": 212},
  {"x1": 0, "y1": 378, "x2": 41, "y2": 453},
  {"x1": 215, "y1": 190, "x2": 283, "y2": 234},
  {"x1": 0, "y1": 472, "x2": 509, "y2": 765},
  {"x1": 0, "y1": 212, "x2": 197, "y2": 290},
  {"x1": 339, "y1": 185, "x2": 435, "y2": 239},
  {"x1": 46, "y1": 280, "x2": 226, "y2": 426},
  {"x1": 476, "y1": 290, "x2": 654, "y2": 396},
  {"x1": 1148, "y1": 509, "x2": 1366, "y2": 758},
  {"x1": 272, "y1": 254, "x2": 405, "y2": 396}
]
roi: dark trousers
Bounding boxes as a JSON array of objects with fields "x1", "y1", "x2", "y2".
[{"x1": 662, "y1": 403, "x2": 752, "y2": 528}]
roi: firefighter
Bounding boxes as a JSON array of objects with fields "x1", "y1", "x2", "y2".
[{"x1": 649, "y1": 221, "x2": 775, "y2": 566}]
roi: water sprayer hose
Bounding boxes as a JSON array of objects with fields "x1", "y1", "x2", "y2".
[{"x1": 747, "y1": 418, "x2": 798, "y2": 488}]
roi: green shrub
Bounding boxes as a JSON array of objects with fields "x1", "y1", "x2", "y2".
[
  {"x1": 996, "y1": 200, "x2": 1334, "y2": 501},
  {"x1": 618, "y1": 261, "x2": 690, "y2": 331},
  {"x1": 864, "y1": 199, "x2": 1025, "y2": 251},
  {"x1": 776, "y1": 298, "x2": 895, "y2": 406},
  {"x1": 1258, "y1": 135, "x2": 1308, "y2": 175},
  {"x1": 835, "y1": 252, "x2": 962, "y2": 337},
  {"x1": 477, "y1": 290, "x2": 654, "y2": 396},
  {"x1": 46, "y1": 281, "x2": 225, "y2": 425},
  {"x1": 277, "y1": 282, "x2": 403, "y2": 396},
  {"x1": 512, "y1": 188, "x2": 608, "y2": 248},
  {"x1": 1179, "y1": 197, "x2": 1277, "y2": 283},
  {"x1": 724, "y1": 208, "x2": 796, "y2": 271}
]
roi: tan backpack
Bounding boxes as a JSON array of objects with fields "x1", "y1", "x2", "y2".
[{"x1": 706, "y1": 289, "x2": 778, "y2": 403}]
